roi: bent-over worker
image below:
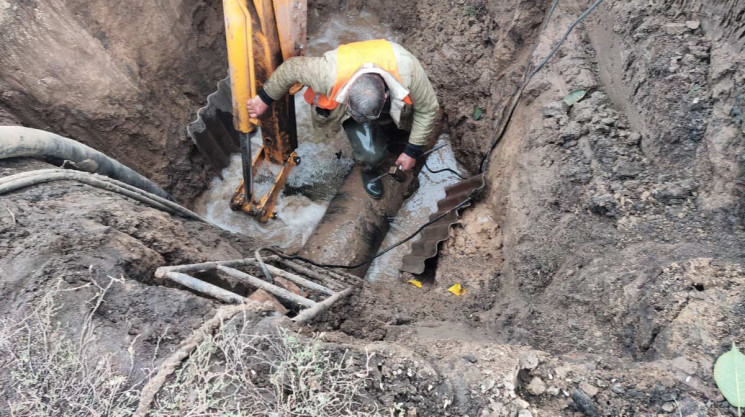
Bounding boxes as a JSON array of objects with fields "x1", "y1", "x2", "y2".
[{"x1": 247, "y1": 39, "x2": 439, "y2": 199}]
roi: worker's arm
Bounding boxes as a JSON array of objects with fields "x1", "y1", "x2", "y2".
[
  {"x1": 406, "y1": 58, "x2": 439, "y2": 147},
  {"x1": 395, "y1": 56, "x2": 439, "y2": 171},
  {"x1": 248, "y1": 56, "x2": 334, "y2": 118}
]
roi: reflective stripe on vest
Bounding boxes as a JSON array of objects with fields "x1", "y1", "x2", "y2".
[{"x1": 303, "y1": 39, "x2": 413, "y2": 110}]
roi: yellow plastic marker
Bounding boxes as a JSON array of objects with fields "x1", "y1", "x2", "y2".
[
  {"x1": 408, "y1": 279, "x2": 423, "y2": 288},
  {"x1": 448, "y1": 283, "x2": 466, "y2": 296}
]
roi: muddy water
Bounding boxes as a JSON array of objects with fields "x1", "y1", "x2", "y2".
[
  {"x1": 307, "y1": 10, "x2": 401, "y2": 54},
  {"x1": 192, "y1": 136, "x2": 354, "y2": 251},
  {"x1": 193, "y1": 11, "x2": 397, "y2": 252},
  {"x1": 366, "y1": 135, "x2": 467, "y2": 282}
]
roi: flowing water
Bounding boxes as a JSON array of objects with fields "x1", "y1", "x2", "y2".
[
  {"x1": 192, "y1": 137, "x2": 354, "y2": 251},
  {"x1": 193, "y1": 10, "x2": 467, "y2": 277},
  {"x1": 365, "y1": 135, "x2": 467, "y2": 282}
]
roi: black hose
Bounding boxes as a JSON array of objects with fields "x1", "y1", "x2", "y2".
[
  {"x1": 0, "y1": 169, "x2": 211, "y2": 223},
  {"x1": 424, "y1": 159, "x2": 466, "y2": 179},
  {"x1": 0, "y1": 126, "x2": 172, "y2": 200}
]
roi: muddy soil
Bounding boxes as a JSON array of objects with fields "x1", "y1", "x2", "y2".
[
  {"x1": 1, "y1": 0, "x2": 745, "y2": 415},
  {"x1": 306, "y1": 0, "x2": 745, "y2": 414},
  {"x1": 0, "y1": 158, "x2": 260, "y2": 380},
  {"x1": 0, "y1": 0, "x2": 227, "y2": 204}
]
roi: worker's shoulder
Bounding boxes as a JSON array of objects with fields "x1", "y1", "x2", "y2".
[
  {"x1": 388, "y1": 41, "x2": 413, "y2": 56},
  {"x1": 285, "y1": 53, "x2": 336, "y2": 72},
  {"x1": 321, "y1": 48, "x2": 339, "y2": 64},
  {"x1": 388, "y1": 41, "x2": 422, "y2": 64},
  {"x1": 387, "y1": 40, "x2": 406, "y2": 51}
]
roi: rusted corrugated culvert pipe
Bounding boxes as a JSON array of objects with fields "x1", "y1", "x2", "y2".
[
  {"x1": 298, "y1": 112, "x2": 444, "y2": 277},
  {"x1": 0, "y1": 126, "x2": 171, "y2": 199}
]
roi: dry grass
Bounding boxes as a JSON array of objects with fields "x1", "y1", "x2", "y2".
[
  {"x1": 1, "y1": 276, "x2": 377, "y2": 416},
  {"x1": 0, "y1": 277, "x2": 139, "y2": 416},
  {"x1": 150, "y1": 319, "x2": 377, "y2": 416}
]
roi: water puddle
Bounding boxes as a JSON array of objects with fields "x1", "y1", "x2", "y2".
[
  {"x1": 192, "y1": 131, "x2": 354, "y2": 252},
  {"x1": 307, "y1": 9, "x2": 401, "y2": 53},
  {"x1": 365, "y1": 135, "x2": 467, "y2": 282}
]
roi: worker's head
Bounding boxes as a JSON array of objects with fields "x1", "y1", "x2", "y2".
[{"x1": 347, "y1": 73, "x2": 387, "y2": 123}]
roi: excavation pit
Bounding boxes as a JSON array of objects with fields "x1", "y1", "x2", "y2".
[{"x1": 1, "y1": 0, "x2": 745, "y2": 414}]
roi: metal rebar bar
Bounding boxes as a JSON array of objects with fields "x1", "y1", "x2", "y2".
[
  {"x1": 154, "y1": 256, "x2": 281, "y2": 277},
  {"x1": 276, "y1": 260, "x2": 346, "y2": 291},
  {"x1": 216, "y1": 265, "x2": 316, "y2": 308},
  {"x1": 281, "y1": 259, "x2": 362, "y2": 286},
  {"x1": 255, "y1": 250, "x2": 274, "y2": 283},
  {"x1": 164, "y1": 271, "x2": 244, "y2": 304},
  {"x1": 260, "y1": 263, "x2": 335, "y2": 296},
  {"x1": 292, "y1": 287, "x2": 353, "y2": 323}
]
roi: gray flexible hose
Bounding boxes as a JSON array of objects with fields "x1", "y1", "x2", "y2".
[
  {"x1": 0, "y1": 169, "x2": 213, "y2": 224},
  {"x1": 0, "y1": 126, "x2": 171, "y2": 200}
]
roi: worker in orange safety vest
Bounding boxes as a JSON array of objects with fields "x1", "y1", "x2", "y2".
[{"x1": 247, "y1": 39, "x2": 439, "y2": 199}]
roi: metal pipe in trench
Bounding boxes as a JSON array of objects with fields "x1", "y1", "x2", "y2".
[{"x1": 298, "y1": 112, "x2": 444, "y2": 277}]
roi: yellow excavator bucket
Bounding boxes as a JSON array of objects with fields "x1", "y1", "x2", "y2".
[
  {"x1": 218, "y1": 0, "x2": 306, "y2": 222},
  {"x1": 272, "y1": 0, "x2": 306, "y2": 60}
]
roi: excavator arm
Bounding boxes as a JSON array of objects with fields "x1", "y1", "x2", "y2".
[
  {"x1": 225, "y1": 0, "x2": 306, "y2": 222},
  {"x1": 188, "y1": 0, "x2": 306, "y2": 222}
]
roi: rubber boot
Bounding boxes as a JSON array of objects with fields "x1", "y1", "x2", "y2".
[
  {"x1": 342, "y1": 119, "x2": 388, "y2": 166},
  {"x1": 361, "y1": 166, "x2": 384, "y2": 199}
]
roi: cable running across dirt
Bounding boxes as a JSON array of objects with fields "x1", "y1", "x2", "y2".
[
  {"x1": 479, "y1": 0, "x2": 604, "y2": 173},
  {"x1": 424, "y1": 159, "x2": 466, "y2": 179},
  {"x1": 261, "y1": 197, "x2": 473, "y2": 270}
]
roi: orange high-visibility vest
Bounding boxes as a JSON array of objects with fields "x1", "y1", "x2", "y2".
[{"x1": 303, "y1": 39, "x2": 413, "y2": 110}]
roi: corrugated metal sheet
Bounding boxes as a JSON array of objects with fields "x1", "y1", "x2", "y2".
[
  {"x1": 186, "y1": 77, "x2": 240, "y2": 172},
  {"x1": 400, "y1": 174, "x2": 486, "y2": 274}
]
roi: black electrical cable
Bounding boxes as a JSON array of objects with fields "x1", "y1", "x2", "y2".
[
  {"x1": 263, "y1": 197, "x2": 473, "y2": 270},
  {"x1": 479, "y1": 0, "x2": 605, "y2": 173},
  {"x1": 424, "y1": 159, "x2": 466, "y2": 179}
]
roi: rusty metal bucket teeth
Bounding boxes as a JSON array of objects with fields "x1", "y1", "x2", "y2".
[
  {"x1": 400, "y1": 173, "x2": 486, "y2": 274},
  {"x1": 186, "y1": 77, "x2": 240, "y2": 172}
]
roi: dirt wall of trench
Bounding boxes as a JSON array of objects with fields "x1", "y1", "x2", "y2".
[
  {"x1": 0, "y1": 0, "x2": 227, "y2": 203},
  {"x1": 424, "y1": 0, "x2": 745, "y2": 411},
  {"x1": 302, "y1": 0, "x2": 745, "y2": 413}
]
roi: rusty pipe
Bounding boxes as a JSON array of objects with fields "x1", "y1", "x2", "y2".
[{"x1": 298, "y1": 112, "x2": 445, "y2": 277}]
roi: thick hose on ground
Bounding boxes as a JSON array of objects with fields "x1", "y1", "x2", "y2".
[
  {"x1": 0, "y1": 126, "x2": 172, "y2": 200},
  {"x1": 0, "y1": 169, "x2": 212, "y2": 224}
]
